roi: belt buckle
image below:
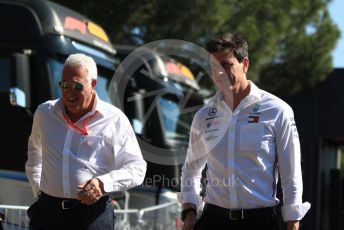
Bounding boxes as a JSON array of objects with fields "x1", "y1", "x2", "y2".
[
  {"x1": 61, "y1": 200, "x2": 70, "y2": 210},
  {"x1": 229, "y1": 209, "x2": 244, "y2": 220}
]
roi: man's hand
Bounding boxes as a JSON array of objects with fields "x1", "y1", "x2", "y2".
[
  {"x1": 182, "y1": 212, "x2": 197, "y2": 230},
  {"x1": 182, "y1": 203, "x2": 197, "y2": 230},
  {"x1": 77, "y1": 178, "x2": 104, "y2": 205},
  {"x1": 287, "y1": 220, "x2": 299, "y2": 230}
]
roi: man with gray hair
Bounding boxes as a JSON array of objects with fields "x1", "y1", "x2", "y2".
[{"x1": 25, "y1": 53, "x2": 147, "y2": 230}]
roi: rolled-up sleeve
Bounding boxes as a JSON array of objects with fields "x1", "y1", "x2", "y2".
[
  {"x1": 97, "y1": 113, "x2": 146, "y2": 192},
  {"x1": 276, "y1": 106, "x2": 310, "y2": 221},
  {"x1": 177, "y1": 114, "x2": 207, "y2": 209}
]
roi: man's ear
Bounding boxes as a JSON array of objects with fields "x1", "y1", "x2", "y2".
[
  {"x1": 242, "y1": 57, "x2": 249, "y2": 73},
  {"x1": 91, "y1": 79, "x2": 97, "y2": 89}
]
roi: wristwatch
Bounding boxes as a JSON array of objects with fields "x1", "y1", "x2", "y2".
[{"x1": 181, "y1": 207, "x2": 197, "y2": 221}]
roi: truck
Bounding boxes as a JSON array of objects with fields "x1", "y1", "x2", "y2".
[{"x1": 0, "y1": 0, "x2": 205, "y2": 228}]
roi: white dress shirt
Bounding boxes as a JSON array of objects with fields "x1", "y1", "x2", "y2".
[
  {"x1": 26, "y1": 95, "x2": 147, "y2": 199},
  {"x1": 177, "y1": 82, "x2": 310, "y2": 221}
]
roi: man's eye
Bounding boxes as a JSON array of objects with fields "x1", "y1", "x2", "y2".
[{"x1": 222, "y1": 62, "x2": 232, "y2": 68}]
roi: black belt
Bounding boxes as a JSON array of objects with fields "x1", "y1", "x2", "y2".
[
  {"x1": 204, "y1": 203, "x2": 277, "y2": 220},
  {"x1": 40, "y1": 191, "x2": 109, "y2": 210}
]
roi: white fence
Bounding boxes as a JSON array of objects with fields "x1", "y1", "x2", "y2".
[{"x1": 0, "y1": 202, "x2": 182, "y2": 230}]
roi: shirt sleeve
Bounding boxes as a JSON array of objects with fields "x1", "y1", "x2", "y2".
[
  {"x1": 97, "y1": 113, "x2": 147, "y2": 192},
  {"x1": 275, "y1": 106, "x2": 311, "y2": 221},
  {"x1": 25, "y1": 109, "x2": 42, "y2": 198},
  {"x1": 177, "y1": 114, "x2": 207, "y2": 210}
]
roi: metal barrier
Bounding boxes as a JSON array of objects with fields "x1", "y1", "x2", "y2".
[
  {"x1": 0, "y1": 205, "x2": 29, "y2": 230},
  {"x1": 0, "y1": 201, "x2": 182, "y2": 230},
  {"x1": 138, "y1": 201, "x2": 182, "y2": 230},
  {"x1": 114, "y1": 208, "x2": 139, "y2": 230}
]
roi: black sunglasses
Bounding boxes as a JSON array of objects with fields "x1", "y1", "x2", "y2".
[{"x1": 59, "y1": 81, "x2": 84, "y2": 92}]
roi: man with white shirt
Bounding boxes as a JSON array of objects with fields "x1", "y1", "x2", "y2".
[
  {"x1": 25, "y1": 53, "x2": 147, "y2": 230},
  {"x1": 178, "y1": 33, "x2": 310, "y2": 230}
]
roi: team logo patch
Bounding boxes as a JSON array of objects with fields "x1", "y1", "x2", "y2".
[
  {"x1": 252, "y1": 103, "x2": 260, "y2": 113},
  {"x1": 208, "y1": 107, "x2": 217, "y2": 116}
]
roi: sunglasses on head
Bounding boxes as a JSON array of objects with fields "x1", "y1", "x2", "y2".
[{"x1": 59, "y1": 81, "x2": 84, "y2": 92}]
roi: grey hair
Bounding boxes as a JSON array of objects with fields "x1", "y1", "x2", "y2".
[{"x1": 63, "y1": 53, "x2": 97, "y2": 81}]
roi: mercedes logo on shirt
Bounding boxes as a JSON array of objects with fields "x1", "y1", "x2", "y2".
[{"x1": 208, "y1": 107, "x2": 217, "y2": 116}]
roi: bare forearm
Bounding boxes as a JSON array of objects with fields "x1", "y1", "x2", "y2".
[{"x1": 287, "y1": 220, "x2": 299, "y2": 230}]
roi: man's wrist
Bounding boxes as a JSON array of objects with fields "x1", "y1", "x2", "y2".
[
  {"x1": 181, "y1": 207, "x2": 196, "y2": 222},
  {"x1": 182, "y1": 202, "x2": 196, "y2": 210}
]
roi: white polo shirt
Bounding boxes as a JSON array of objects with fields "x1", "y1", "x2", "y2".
[
  {"x1": 177, "y1": 82, "x2": 310, "y2": 221},
  {"x1": 26, "y1": 95, "x2": 147, "y2": 199}
]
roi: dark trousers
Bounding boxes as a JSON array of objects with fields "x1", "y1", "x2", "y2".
[
  {"x1": 193, "y1": 204, "x2": 279, "y2": 230},
  {"x1": 27, "y1": 192, "x2": 115, "y2": 230}
]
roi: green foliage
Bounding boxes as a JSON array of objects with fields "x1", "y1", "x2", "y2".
[
  {"x1": 258, "y1": 1, "x2": 340, "y2": 96},
  {"x1": 53, "y1": 0, "x2": 340, "y2": 97}
]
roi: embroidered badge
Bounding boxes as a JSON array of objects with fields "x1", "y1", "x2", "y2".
[
  {"x1": 252, "y1": 103, "x2": 260, "y2": 113},
  {"x1": 208, "y1": 107, "x2": 217, "y2": 116}
]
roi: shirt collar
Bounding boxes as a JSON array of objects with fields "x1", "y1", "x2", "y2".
[
  {"x1": 212, "y1": 80, "x2": 262, "y2": 109},
  {"x1": 247, "y1": 81, "x2": 262, "y2": 104},
  {"x1": 54, "y1": 93, "x2": 106, "y2": 120}
]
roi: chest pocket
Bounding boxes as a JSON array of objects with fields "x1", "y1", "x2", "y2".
[
  {"x1": 77, "y1": 135, "x2": 103, "y2": 161},
  {"x1": 240, "y1": 124, "x2": 264, "y2": 151}
]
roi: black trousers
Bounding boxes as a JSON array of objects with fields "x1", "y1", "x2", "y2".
[
  {"x1": 27, "y1": 192, "x2": 115, "y2": 230},
  {"x1": 193, "y1": 204, "x2": 279, "y2": 230}
]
